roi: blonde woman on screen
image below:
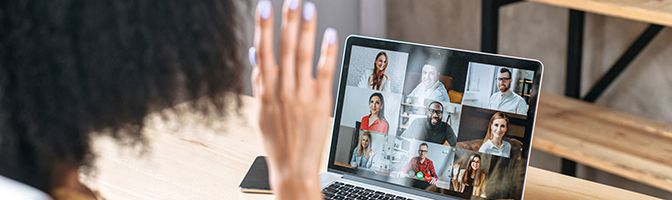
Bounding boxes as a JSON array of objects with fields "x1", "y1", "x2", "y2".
[
  {"x1": 350, "y1": 131, "x2": 375, "y2": 169},
  {"x1": 478, "y1": 112, "x2": 512, "y2": 158}
]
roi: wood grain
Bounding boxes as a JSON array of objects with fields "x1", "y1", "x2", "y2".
[
  {"x1": 529, "y1": 0, "x2": 672, "y2": 27},
  {"x1": 81, "y1": 95, "x2": 658, "y2": 199},
  {"x1": 534, "y1": 93, "x2": 672, "y2": 192},
  {"x1": 525, "y1": 167, "x2": 658, "y2": 199}
]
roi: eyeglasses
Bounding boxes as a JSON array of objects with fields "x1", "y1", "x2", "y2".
[
  {"x1": 427, "y1": 109, "x2": 443, "y2": 115},
  {"x1": 418, "y1": 149, "x2": 428, "y2": 153},
  {"x1": 497, "y1": 77, "x2": 511, "y2": 81}
]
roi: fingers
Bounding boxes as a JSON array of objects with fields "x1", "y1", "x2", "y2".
[
  {"x1": 296, "y1": 1, "x2": 317, "y2": 91},
  {"x1": 254, "y1": 0, "x2": 278, "y2": 102},
  {"x1": 254, "y1": 0, "x2": 338, "y2": 107},
  {"x1": 316, "y1": 28, "x2": 339, "y2": 101},
  {"x1": 279, "y1": 0, "x2": 302, "y2": 98},
  {"x1": 251, "y1": 64, "x2": 261, "y2": 98}
]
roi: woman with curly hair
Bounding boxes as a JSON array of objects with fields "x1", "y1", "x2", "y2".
[{"x1": 0, "y1": 0, "x2": 337, "y2": 199}]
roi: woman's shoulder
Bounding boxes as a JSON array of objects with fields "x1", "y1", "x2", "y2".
[
  {"x1": 503, "y1": 141, "x2": 513, "y2": 150},
  {"x1": 478, "y1": 141, "x2": 488, "y2": 151},
  {"x1": 0, "y1": 175, "x2": 51, "y2": 200}
]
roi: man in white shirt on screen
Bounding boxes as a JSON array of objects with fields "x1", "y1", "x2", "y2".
[
  {"x1": 408, "y1": 64, "x2": 449, "y2": 102},
  {"x1": 488, "y1": 68, "x2": 528, "y2": 115}
]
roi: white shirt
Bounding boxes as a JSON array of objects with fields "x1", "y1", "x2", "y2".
[
  {"x1": 0, "y1": 175, "x2": 51, "y2": 200},
  {"x1": 408, "y1": 80, "x2": 449, "y2": 102},
  {"x1": 357, "y1": 71, "x2": 392, "y2": 92},
  {"x1": 488, "y1": 90, "x2": 528, "y2": 115},
  {"x1": 479, "y1": 140, "x2": 511, "y2": 158}
]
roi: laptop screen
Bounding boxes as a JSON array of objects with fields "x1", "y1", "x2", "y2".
[{"x1": 328, "y1": 36, "x2": 542, "y2": 200}]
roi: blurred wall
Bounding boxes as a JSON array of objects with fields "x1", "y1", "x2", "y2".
[
  {"x1": 241, "y1": 0, "x2": 364, "y2": 99},
  {"x1": 387, "y1": 0, "x2": 672, "y2": 198}
]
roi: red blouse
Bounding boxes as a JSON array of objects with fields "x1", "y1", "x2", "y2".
[{"x1": 360, "y1": 115, "x2": 389, "y2": 134}]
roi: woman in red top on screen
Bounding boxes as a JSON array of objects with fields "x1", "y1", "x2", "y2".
[{"x1": 360, "y1": 92, "x2": 389, "y2": 134}]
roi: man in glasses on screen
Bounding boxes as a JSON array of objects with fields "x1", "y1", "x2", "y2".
[
  {"x1": 401, "y1": 143, "x2": 438, "y2": 184},
  {"x1": 488, "y1": 68, "x2": 528, "y2": 115},
  {"x1": 402, "y1": 101, "x2": 456, "y2": 147}
]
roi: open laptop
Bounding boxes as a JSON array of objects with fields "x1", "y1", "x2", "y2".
[{"x1": 320, "y1": 35, "x2": 543, "y2": 200}]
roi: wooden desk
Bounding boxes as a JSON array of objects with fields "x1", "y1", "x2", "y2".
[
  {"x1": 529, "y1": 0, "x2": 672, "y2": 27},
  {"x1": 82, "y1": 95, "x2": 658, "y2": 199}
]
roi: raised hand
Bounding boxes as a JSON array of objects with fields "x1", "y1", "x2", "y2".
[{"x1": 250, "y1": 0, "x2": 338, "y2": 199}]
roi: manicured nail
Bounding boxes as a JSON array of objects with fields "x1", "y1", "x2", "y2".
[
  {"x1": 289, "y1": 0, "x2": 300, "y2": 10},
  {"x1": 325, "y1": 28, "x2": 337, "y2": 45},
  {"x1": 302, "y1": 2, "x2": 315, "y2": 21},
  {"x1": 248, "y1": 47, "x2": 256, "y2": 66},
  {"x1": 258, "y1": 0, "x2": 272, "y2": 20}
]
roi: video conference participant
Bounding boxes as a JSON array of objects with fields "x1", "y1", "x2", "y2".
[
  {"x1": 408, "y1": 64, "x2": 449, "y2": 102},
  {"x1": 360, "y1": 93, "x2": 389, "y2": 134},
  {"x1": 457, "y1": 154, "x2": 486, "y2": 198},
  {"x1": 402, "y1": 101, "x2": 456, "y2": 146},
  {"x1": 478, "y1": 112, "x2": 511, "y2": 158},
  {"x1": 401, "y1": 143, "x2": 438, "y2": 184},
  {"x1": 488, "y1": 68, "x2": 528, "y2": 115},
  {"x1": 350, "y1": 131, "x2": 375, "y2": 169},
  {"x1": 357, "y1": 51, "x2": 392, "y2": 92}
]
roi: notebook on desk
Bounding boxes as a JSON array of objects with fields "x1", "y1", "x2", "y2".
[{"x1": 320, "y1": 35, "x2": 543, "y2": 200}]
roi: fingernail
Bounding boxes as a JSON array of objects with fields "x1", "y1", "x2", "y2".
[
  {"x1": 289, "y1": 0, "x2": 300, "y2": 10},
  {"x1": 302, "y1": 2, "x2": 315, "y2": 21},
  {"x1": 248, "y1": 47, "x2": 256, "y2": 66},
  {"x1": 325, "y1": 28, "x2": 337, "y2": 45},
  {"x1": 258, "y1": 0, "x2": 272, "y2": 20}
]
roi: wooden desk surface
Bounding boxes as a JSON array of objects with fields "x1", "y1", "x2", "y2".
[
  {"x1": 82, "y1": 95, "x2": 658, "y2": 199},
  {"x1": 528, "y1": 0, "x2": 672, "y2": 27}
]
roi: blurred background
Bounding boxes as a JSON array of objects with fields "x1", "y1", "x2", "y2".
[{"x1": 238, "y1": 1, "x2": 672, "y2": 198}]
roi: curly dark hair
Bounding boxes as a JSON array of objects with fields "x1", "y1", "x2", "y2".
[{"x1": 0, "y1": 0, "x2": 246, "y2": 192}]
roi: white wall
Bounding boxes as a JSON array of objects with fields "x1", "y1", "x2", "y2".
[
  {"x1": 239, "y1": 0, "x2": 362, "y2": 96},
  {"x1": 463, "y1": 62, "x2": 496, "y2": 108}
]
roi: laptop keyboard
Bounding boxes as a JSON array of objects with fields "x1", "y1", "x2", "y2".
[{"x1": 322, "y1": 181, "x2": 414, "y2": 200}]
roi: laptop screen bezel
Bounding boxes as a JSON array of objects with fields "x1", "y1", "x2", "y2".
[{"x1": 327, "y1": 35, "x2": 543, "y2": 199}]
